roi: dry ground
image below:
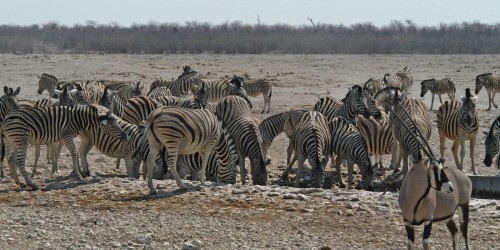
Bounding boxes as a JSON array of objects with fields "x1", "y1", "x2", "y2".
[{"x1": 0, "y1": 54, "x2": 499, "y2": 249}]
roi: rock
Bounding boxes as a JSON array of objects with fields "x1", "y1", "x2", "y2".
[
  {"x1": 283, "y1": 193, "x2": 297, "y2": 199},
  {"x1": 182, "y1": 240, "x2": 202, "y2": 250},
  {"x1": 296, "y1": 194, "x2": 308, "y2": 201},
  {"x1": 111, "y1": 242, "x2": 122, "y2": 248},
  {"x1": 135, "y1": 234, "x2": 152, "y2": 245},
  {"x1": 267, "y1": 192, "x2": 280, "y2": 197},
  {"x1": 301, "y1": 208, "x2": 314, "y2": 213},
  {"x1": 231, "y1": 188, "x2": 249, "y2": 195}
]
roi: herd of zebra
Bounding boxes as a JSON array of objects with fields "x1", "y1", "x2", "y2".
[{"x1": 0, "y1": 66, "x2": 499, "y2": 195}]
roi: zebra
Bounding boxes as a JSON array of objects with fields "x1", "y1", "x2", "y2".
[
  {"x1": 198, "y1": 75, "x2": 253, "y2": 107},
  {"x1": 147, "y1": 86, "x2": 172, "y2": 99},
  {"x1": 138, "y1": 107, "x2": 222, "y2": 194},
  {"x1": 437, "y1": 88, "x2": 480, "y2": 175},
  {"x1": 0, "y1": 104, "x2": 126, "y2": 190},
  {"x1": 363, "y1": 78, "x2": 384, "y2": 97},
  {"x1": 281, "y1": 111, "x2": 331, "y2": 188},
  {"x1": 68, "y1": 81, "x2": 107, "y2": 105},
  {"x1": 474, "y1": 73, "x2": 500, "y2": 110},
  {"x1": 0, "y1": 86, "x2": 21, "y2": 178},
  {"x1": 355, "y1": 115, "x2": 394, "y2": 169},
  {"x1": 258, "y1": 105, "x2": 312, "y2": 165},
  {"x1": 121, "y1": 82, "x2": 208, "y2": 127},
  {"x1": 148, "y1": 66, "x2": 201, "y2": 97},
  {"x1": 420, "y1": 78, "x2": 456, "y2": 110},
  {"x1": 330, "y1": 116, "x2": 375, "y2": 191},
  {"x1": 100, "y1": 80, "x2": 144, "y2": 101},
  {"x1": 314, "y1": 85, "x2": 370, "y2": 123},
  {"x1": 482, "y1": 115, "x2": 500, "y2": 169},
  {"x1": 389, "y1": 88, "x2": 432, "y2": 176},
  {"x1": 383, "y1": 74, "x2": 403, "y2": 90},
  {"x1": 397, "y1": 67, "x2": 413, "y2": 90},
  {"x1": 37, "y1": 73, "x2": 59, "y2": 97},
  {"x1": 242, "y1": 78, "x2": 272, "y2": 114},
  {"x1": 216, "y1": 95, "x2": 268, "y2": 186}
]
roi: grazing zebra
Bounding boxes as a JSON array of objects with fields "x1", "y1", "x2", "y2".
[
  {"x1": 420, "y1": 78, "x2": 456, "y2": 110},
  {"x1": 139, "y1": 107, "x2": 221, "y2": 194},
  {"x1": 474, "y1": 73, "x2": 500, "y2": 110},
  {"x1": 482, "y1": 115, "x2": 500, "y2": 169},
  {"x1": 330, "y1": 116, "x2": 374, "y2": 190},
  {"x1": 281, "y1": 111, "x2": 331, "y2": 188},
  {"x1": 148, "y1": 67, "x2": 201, "y2": 97},
  {"x1": 216, "y1": 96, "x2": 268, "y2": 185},
  {"x1": 437, "y1": 88, "x2": 480, "y2": 174},
  {"x1": 122, "y1": 83, "x2": 208, "y2": 126},
  {"x1": 314, "y1": 85, "x2": 370, "y2": 123},
  {"x1": 37, "y1": 73, "x2": 59, "y2": 97},
  {"x1": 175, "y1": 128, "x2": 238, "y2": 183},
  {"x1": 0, "y1": 105, "x2": 125, "y2": 190},
  {"x1": 242, "y1": 78, "x2": 272, "y2": 114},
  {"x1": 147, "y1": 86, "x2": 172, "y2": 99},
  {"x1": 0, "y1": 87, "x2": 20, "y2": 178},
  {"x1": 363, "y1": 78, "x2": 384, "y2": 97},
  {"x1": 389, "y1": 88, "x2": 432, "y2": 176}
]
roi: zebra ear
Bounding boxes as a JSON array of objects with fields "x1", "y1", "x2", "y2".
[
  {"x1": 482, "y1": 130, "x2": 490, "y2": 137},
  {"x1": 3, "y1": 86, "x2": 8, "y2": 95}
]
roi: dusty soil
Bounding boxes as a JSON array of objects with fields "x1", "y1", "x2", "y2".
[{"x1": 0, "y1": 54, "x2": 499, "y2": 249}]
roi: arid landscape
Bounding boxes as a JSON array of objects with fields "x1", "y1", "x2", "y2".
[{"x1": 0, "y1": 54, "x2": 499, "y2": 249}]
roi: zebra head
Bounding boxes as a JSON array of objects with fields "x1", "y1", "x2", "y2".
[
  {"x1": 37, "y1": 73, "x2": 58, "y2": 95},
  {"x1": 251, "y1": 157, "x2": 269, "y2": 186},
  {"x1": 310, "y1": 156, "x2": 328, "y2": 188},
  {"x1": 58, "y1": 85, "x2": 76, "y2": 107},
  {"x1": 460, "y1": 88, "x2": 477, "y2": 127},
  {"x1": 389, "y1": 87, "x2": 407, "y2": 104},
  {"x1": 131, "y1": 81, "x2": 143, "y2": 97},
  {"x1": 474, "y1": 73, "x2": 492, "y2": 95},
  {"x1": 482, "y1": 130, "x2": 500, "y2": 167},
  {"x1": 99, "y1": 87, "x2": 112, "y2": 109},
  {"x1": 1, "y1": 86, "x2": 20, "y2": 116},
  {"x1": 99, "y1": 111, "x2": 129, "y2": 142},
  {"x1": 420, "y1": 79, "x2": 435, "y2": 98},
  {"x1": 228, "y1": 75, "x2": 253, "y2": 109},
  {"x1": 193, "y1": 78, "x2": 209, "y2": 108},
  {"x1": 349, "y1": 85, "x2": 370, "y2": 119}
]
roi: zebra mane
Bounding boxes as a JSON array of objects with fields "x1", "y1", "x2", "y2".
[
  {"x1": 420, "y1": 79, "x2": 436, "y2": 85},
  {"x1": 363, "y1": 78, "x2": 373, "y2": 88},
  {"x1": 41, "y1": 73, "x2": 57, "y2": 81},
  {"x1": 476, "y1": 73, "x2": 492, "y2": 81}
]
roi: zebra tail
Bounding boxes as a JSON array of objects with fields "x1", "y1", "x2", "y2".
[
  {"x1": 269, "y1": 85, "x2": 273, "y2": 99},
  {"x1": 0, "y1": 133, "x2": 4, "y2": 162}
]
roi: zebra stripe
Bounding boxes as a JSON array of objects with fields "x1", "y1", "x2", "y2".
[
  {"x1": 363, "y1": 78, "x2": 384, "y2": 97},
  {"x1": 475, "y1": 73, "x2": 500, "y2": 110},
  {"x1": 389, "y1": 89, "x2": 432, "y2": 176},
  {"x1": 141, "y1": 107, "x2": 221, "y2": 194},
  {"x1": 282, "y1": 111, "x2": 331, "y2": 188},
  {"x1": 0, "y1": 87, "x2": 20, "y2": 178},
  {"x1": 216, "y1": 95, "x2": 268, "y2": 185},
  {"x1": 242, "y1": 78, "x2": 272, "y2": 114},
  {"x1": 396, "y1": 67, "x2": 413, "y2": 90},
  {"x1": 147, "y1": 86, "x2": 172, "y2": 99},
  {"x1": 420, "y1": 78, "x2": 456, "y2": 110},
  {"x1": 330, "y1": 116, "x2": 374, "y2": 191},
  {"x1": 0, "y1": 105, "x2": 125, "y2": 190},
  {"x1": 37, "y1": 73, "x2": 59, "y2": 96},
  {"x1": 198, "y1": 75, "x2": 253, "y2": 107},
  {"x1": 437, "y1": 88, "x2": 479, "y2": 174},
  {"x1": 100, "y1": 80, "x2": 145, "y2": 101},
  {"x1": 483, "y1": 115, "x2": 500, "y2": 168},
  {"x1": 355, "y1": 115, "x2": 394, "y2": 168},
  {"x1": 314, "y1": 85, "x2": 370, "y2": 123},
  {"x1": 121, "y1": 96, "x2": 160, "y2": 127},
  {"x1": 148, "y1": 68, "x2": 201, "y2": 97}
]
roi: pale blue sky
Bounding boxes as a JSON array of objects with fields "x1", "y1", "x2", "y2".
[{"x1": 1, "y1": 0, "x2": 499, "y2": 27}]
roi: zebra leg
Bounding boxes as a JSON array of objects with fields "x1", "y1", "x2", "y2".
[
  {"x1": 422, "y1": 221, "x2": 433, "y2": 250},
  {"x1": 347, "y1": 161, "x2": 355, "y2": 189},
  {"x1": 469, "y1": 136, "x2": 477, "y2": 175},
  {"x1": 390, "y1": 140, "x2": 401, "y2": 172},
  {"x1": 50, "y1": 143, "x2": 62, "y2": 176},
  {"x1": 266, "y1": 90, "x2": 271, "y2": 114},
  {"x1": 61, "y1": 137, "x2": 82, "y2": 179},
  {"x1": 115, "y1": 158, "x2": 121, "y2": 170},
  {"x1": 487, "y1": 91, "x2": 492, "y2": 110},
  {"x1": 451, "y1": 140, "x2": 461, "y2": 170},
  {"x1": 404, "y1": 222, "x2": 415, "y2": 250},
  {"x1": 491, "y1": 92, "x2": 498, "y2": 108},
  {"x1": 438, "y1": 129, "x2": 447, "y2": 163},
  {"x1": 7, "y1": 149, "x2": 25, "y2": 188},
  {"x1": 281, "y1": 151, "x2": 298, "y2": 180},
  {"x1": 12, "y1": 145, "x2": 38, "y2": 190},
  {"x1": 429, "y1": 94, "x2": 435, "y2": 110},
  {"x1": 238, "y1": 154, "x2": 248, "y2": 185},
  {"x1": 294, "y1": 155, "x2": 306, "y2": 187},
  {"x1": 334, "y1": 157, "x2": 346, "y2": 188},
  {"x1": 79, "y1": 137, "x2": 93, "y2": 177},
  {"x1": 166, "y1": 151, "x2": 185, "y2": 189},
  {"x1": 199, "y1": 143, "x2": 216, "y2": 186},
  {"x1": 445, "y1": 218, "x2": 459, "y2": 250},
  {"x1": 286, "y1": 139, "x2": 294, "y2": 166},
  {"x1": 457, "y1": 205, "x2": 470, "y2": 250},
  {"x1": 32, "y1": 144, "x2": 41, "y2": 178},
  {"x1": 438, "y1": 94, "x2": 443, "y2": 105}
]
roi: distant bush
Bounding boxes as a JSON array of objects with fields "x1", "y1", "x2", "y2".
[{"x1": 1, "y1": 20, "x2": 500, "y2": 54}]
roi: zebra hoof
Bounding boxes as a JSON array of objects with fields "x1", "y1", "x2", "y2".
[
  {"x1": 338, "y1": 183, "x2": 346, "y2": 189},
  {"x1": 30, "y1": 184, "x2": 39, "y2": 191},
  {"x1": 149, "y1": 189, "x2": 157, "y2": 195},
  {"x1": 82, "y1": 170, "x2": 91, "y2": 178},
  {"x1": 17, "y1": 182, "x2": 28, "y2": 188}
]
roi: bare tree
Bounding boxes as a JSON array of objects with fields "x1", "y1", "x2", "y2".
[{"x1": 307, "y1": 17, "x2": 318, "y2": 32}]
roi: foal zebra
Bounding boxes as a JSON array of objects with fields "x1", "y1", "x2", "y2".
[
  {"x1": 282, "y1": 111, "x2": 331, "y2": 188},
  {"x1": 437, "y1": 88, "x2": 479, "y2": 174},
  {"x1": 314, "y1": 85, "x2": 370, "y2": 123},
  {"x1": 0, "y1": 105, "x2": 124, "y2": 190},
  {"x1": 474, "y1": 73, "x2": 500, "y2": 110},
  {"x1": 482, "y1": 115, "x2": 500, "y2": 169},
  {"x1": 140, "y1": 107, "x2": 221, "y2": 194},
  {"x1": 330, "y1": 116, "x2": 374, "y2": 190},
  {"x1": 216, "y1": 96, "x2": 268, "y2": 185},
  {"x1": 420, "y1": 78, "x2": 456, "y2": 110},
  {"x1": 37, "y1": 73, "x2": 59, "y2": 97},
  {"x1": 242, "y1": 78, "x2": 272, "y2": 114}
]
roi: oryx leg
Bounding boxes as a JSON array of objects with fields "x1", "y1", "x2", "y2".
[
  {"x1": 457, "y1": 205, "x2": 470, "y2": 250},
  {"x1": 470, "y1": 136, "x2": 477, "y2": 175},
  {"x1": 404, "y1": 222, "x2": 415, "y2": 250},
  {"x1": 422, "y1": 221, "x2": 433, "y2": 250},
  {"x1": 445, "y1": 218, "x2": 459, "y2": 250}
]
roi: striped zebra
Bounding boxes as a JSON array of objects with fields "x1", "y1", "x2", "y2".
[
  {"x1": 121, "y1": 83, "x2": 208, "y2": 127},
  {"x1": 482, "y1": 115, "x2": 500, "y2": 169},
  {"x1": 147, "y1": 86, "x2": 172, "y2": 99},
  {"x1": 0, "y1": 87, "x2": 20, "y2": 178},
  {"x1": 363, "y1": 78, "x2": 384, "y2": 97},
  {"x1": 389, "y1": 88, "x2": 432, "y2": 176},
  {"x1": 281, "y1": 111, "x2": 331, "y2": 188},
  {"x1": 37, "y1": 73, "x2": 59, "y2": 97},
  {"x1": 198, "y1": 75, "x2": 253, "y2": 107},
  {"x1": 174, "y1": 128, "x2": 238, "y2": 183},
  {"x1": 100, "y1": 80, "x2": 144, "y2": 101},
  {"x1": 355, "y1": 115, "x2": 394, "y2": 169},
  {"x1": 314, "y1": 85, "x2": 370, "y2": 123},
  {"x1": 258, "y1": 105, "x2": 312, "y2": 164},
  {"x1": 216, "y1": 96, "x2": 268, "y2": 185},
  {"x1": 383, "y1": 74, "x2": 403, "y2": 90},
  {"x1": 474, "y1": 73, "x2": 500, "y2": 110},
  {"x1": 139, "y1": 107, "x2": 222, "y2": 194},
  {"x1": 242, "y1": 78, "x2": 272, "y2": 114},
  {"x1": 420, "y1": 78, "x2": 456, "y2": 110},
  {"x1": 437, "y1": 88, "x2": 480, "y2": 174},
  {"x1": 68, "y1": 81, "x2": 107, "y2": 105},
  {"x1": 397, "y1": 67, "x2": 413, "y2": 90},
  {"x1": 0, "y1": 105, "x2": 126, "y2": 190},
  {"x1": 330, "y1": 116, "x2": 374, "y2": 191},
  {"x1": 148, "y1": 67, "x2": 201, "y2": 97}
]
